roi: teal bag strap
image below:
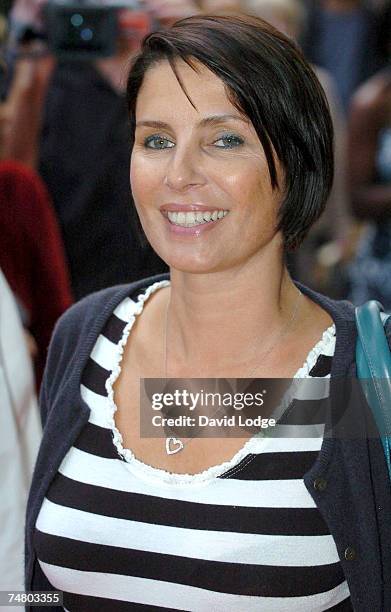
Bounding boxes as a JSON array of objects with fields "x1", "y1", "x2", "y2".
[{"x1": 355, "y1": 300, "x2": 391, "y2": 480}]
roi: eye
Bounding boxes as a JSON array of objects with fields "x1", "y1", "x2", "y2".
[
  {"x1": 144, "y1": 135, "x2": 175, "y2": 150},
  {"x1": 213, "y1": 134, "x2": 244, "y2": 149}
]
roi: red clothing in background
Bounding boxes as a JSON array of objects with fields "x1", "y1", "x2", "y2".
[{"x1": 0, "y1": 159, "x2": 73, "y2": 387}]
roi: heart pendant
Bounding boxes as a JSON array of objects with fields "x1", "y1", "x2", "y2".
[{"x1": 166, "y1": 437, "x2": 184, "y2": 455}]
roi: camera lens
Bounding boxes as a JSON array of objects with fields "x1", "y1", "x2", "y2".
[
  {"x1": 70, "y1": 14, "x2": 84, "y2": 28},
  {"x1": 80, "y1": 28, "x2": 93, "y2": 42}
]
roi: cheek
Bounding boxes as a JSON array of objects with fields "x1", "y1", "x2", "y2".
[
  {"x1": 217, "y1": 158, "x2": 274, "y2": 211},
  {"x1": 228, "y1": 163, "x2": 281, "y2": 244},
  {"x1": 130, "y1": 154, "x2": 156, "y2": 210}
]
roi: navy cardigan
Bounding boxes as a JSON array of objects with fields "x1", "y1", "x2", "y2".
[{"x1": 25, "y1": 273, "x2": 391, "y2": 611}]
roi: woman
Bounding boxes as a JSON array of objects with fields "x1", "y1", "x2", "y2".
[{"x1": 25, "y1": 14, "x2": 391, "y2": 611}]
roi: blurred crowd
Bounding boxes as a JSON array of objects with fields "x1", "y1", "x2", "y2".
[{"x1": 1, "y1": 0, "x2": 391, "y2": 593}]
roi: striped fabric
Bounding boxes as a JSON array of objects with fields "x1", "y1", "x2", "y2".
[{"x1": 34, "y1": 281, "x2": 353, "y2": 611}]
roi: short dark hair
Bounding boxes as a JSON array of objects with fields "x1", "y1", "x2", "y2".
[{"x1": 126, "y1": 14, "x2": 334, "y2": 251}]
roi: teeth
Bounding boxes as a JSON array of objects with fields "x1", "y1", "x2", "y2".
[
  {"x1": 185, "y1": 212, "x2": 196, "y2": 224},
  {"x1": 166, "y1": 209, "x2": 228, "y2": 227}
]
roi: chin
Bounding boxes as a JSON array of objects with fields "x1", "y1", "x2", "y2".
[
  {"x1": 145, "y1": 230, "x2": 231, "y2": 274},
  {"x1": 163, "y1": 257, "x2": 212, "y2": 274},
  {"x1": 164, "y1": 253, "x2": 231, "y2": 275}
]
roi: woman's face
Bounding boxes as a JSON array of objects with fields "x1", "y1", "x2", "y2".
[{"x1": 130, "y1": 58, "x2": 285, "y2": 273}]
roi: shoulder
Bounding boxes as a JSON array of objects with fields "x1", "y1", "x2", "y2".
[
  {"x1": 39, "y1": 274, "x2": 169, "y2": 414},
  {"x1": 45, "y1": 274, "x2": 169, "y2": 368},
  {"x1": 295, "y1": 281, "x2": 355, "y2": 322},
  {"x1": 54, "y1": 283, "x2": 129, "y2": 332},
  {"x1": 52, "y1": 273, "x2": 169, "y2": 342}
]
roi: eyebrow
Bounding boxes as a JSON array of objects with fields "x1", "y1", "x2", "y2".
[{"x1": 135, "y1": 114, "x2": 249, "y2": 129}]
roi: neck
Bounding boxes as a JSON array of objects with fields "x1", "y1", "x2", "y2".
[{"x1": 165, "y1": 251, "x2": 305, "y2": 376}]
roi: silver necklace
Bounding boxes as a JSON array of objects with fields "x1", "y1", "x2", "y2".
[{"x1": 162, "y1": 288, "x2": 303, "y2": 455}]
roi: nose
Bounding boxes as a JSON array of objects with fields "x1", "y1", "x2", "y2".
[{"x1": 164, "y1": 145, "x2": 206, "y2": 192}]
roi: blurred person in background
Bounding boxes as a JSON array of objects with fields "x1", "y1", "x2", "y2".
[
  {"x1": 0, "y1": 10, "x2": 73, "y2": 387},
  {"x1": 301, "y1": 0, "x2": 383, "y2": 115},
  {"x1": 11, "y1": 0, "x2": 175, "y2": 301},
  {"x1": 345, "y1": 56, "x2": 391, "y2": 308},
  {"x1": 0, "y1": 268, "x2": 41, "y2": 596},
  {"x1": 0, "y1": 154, "x2": 73, "y2": 387},
  {"x1": 243, "y1": 0, "x2": 352, "y2": 297}
]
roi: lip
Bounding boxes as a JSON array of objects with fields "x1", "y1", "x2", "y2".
[
  {"x1": 161, "y1": 208, "x2": 228, "y2": 237},
  {"x1": 160, "y1": 203, "x2": 227, "y2": 213}
]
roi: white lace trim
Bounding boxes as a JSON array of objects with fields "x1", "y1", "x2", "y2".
[{"x1": 104, "y1": 280, "x2": 336, "y2": 486}]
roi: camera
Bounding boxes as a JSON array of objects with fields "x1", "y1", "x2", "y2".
[
  {"x1": 12, "y1": 0, "x2": 142, "y2": 60},
  {"x1": 44, "y1": 2, "x2": 118, "y2": 59},
  {"x1": 45, "y1": 1, "x2": 145, "y2": 59}
]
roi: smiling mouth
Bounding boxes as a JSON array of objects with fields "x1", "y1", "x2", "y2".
[{"x1": 165, "y1": 210, "x2": 229, "y2": 227}]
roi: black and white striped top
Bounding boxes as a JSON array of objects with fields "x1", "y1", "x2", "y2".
[{"x1": 34, "y1": 280, "x2": 353, "y2": 611}]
